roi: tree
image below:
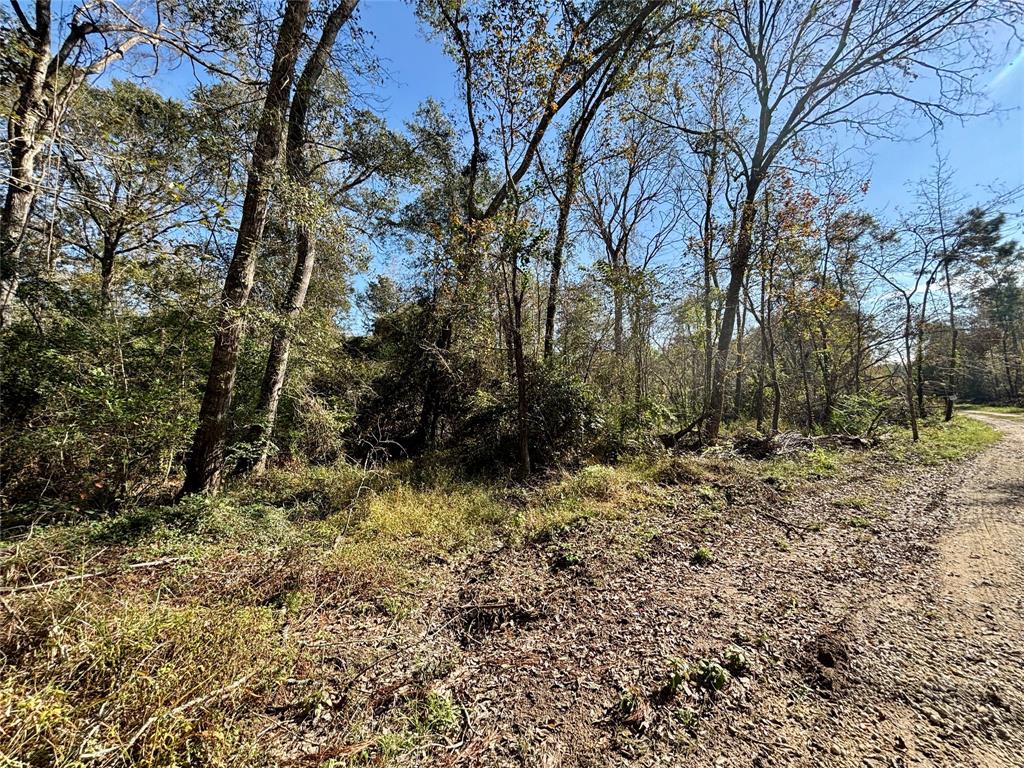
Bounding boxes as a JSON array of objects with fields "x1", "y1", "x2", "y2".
[
  {"x1": 239, "y1": 0, "x2": 359, "y2": 476},
  {"x1": 56, "y1": 81, "x2": 210, "y2": 310},
  {"x1": 421, "y1": 0, "x2": 688, "y2": 475},
  {"x1": 695, "y1": 0, "x2": 1016, "y2": 441},
  {"x1": 181, "y1": 0, "x2": 311, "y2": 495},
  {"x1": 1, "y1": 0, "x2": 160, "y2": 324},
  {"x1": 580, "y1": 102, "x2": 680, "y2": 411}
]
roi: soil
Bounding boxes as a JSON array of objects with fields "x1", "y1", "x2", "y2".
[{"x1": 285, "y1": 413, "x2": 1024, "y2": 767}]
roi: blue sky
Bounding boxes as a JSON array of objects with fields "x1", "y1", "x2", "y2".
[
  {"x1": 134, "y1": 0, "x2": 1022, "y2": 221},
  {"x1": 86, "y1": 0, "x2": 1023, "y2": 294},
  {"x1": 359, "y1": 0, "x2": 1023, "y2": 214},
  {"x1": 353, "y1": 0, "x2": 1024, "y2": 326}
]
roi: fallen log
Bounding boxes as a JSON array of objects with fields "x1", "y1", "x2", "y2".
[
  {"x1": 657, "y1": 413, "x2": 706, "y2": 449},
  {"x1": 734, "y1": 431, "x2": 878, "y2": 458}
]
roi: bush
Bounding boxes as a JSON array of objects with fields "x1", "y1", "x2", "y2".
[
  {"x1": 458, "y1": 362, "x2": 599, "y2": 472},
  {"x1": 1, "y1": 313, "x2": 205, "y2": 511},
  {"x1": 234, "y1": 462, "x2": 374, "y2": 520},
  {"x1": 828, "y1": 392, "x2": 894, "y2": 435}
]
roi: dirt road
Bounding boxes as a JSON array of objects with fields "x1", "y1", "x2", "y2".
[
  {"x1": 280, "y1": 415, "x2": 1024, "y2": 766},
  {"x1": 822, "y1": 412, "x2": 1024, "y2": 768}
]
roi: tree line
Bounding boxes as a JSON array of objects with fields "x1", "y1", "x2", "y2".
[{"x1": 2, "y1": 0, "x2": 1022, "y2": 508}]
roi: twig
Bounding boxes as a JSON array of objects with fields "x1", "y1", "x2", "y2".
[
  {"x1": 80, "y1": 671, "x2": 257, "y2": 760},
  {"x1": 0, "y1": 556, "x2": 192, "y2": 594},
  {"x1": 742, "y1": 505, "x2": 813, "y2": 534}
]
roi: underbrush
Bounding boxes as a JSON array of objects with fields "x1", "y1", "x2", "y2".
[
  {"x1": 1, "y1": 593, "x2": 286, "y2": 767},
  {"x1": 758, "y1": 447, "x2": 844, "y2": 484},
  {"x1": 0, "y1": 457, "x2": 667, "y2": 764}
]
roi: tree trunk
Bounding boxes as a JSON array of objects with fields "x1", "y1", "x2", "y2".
[
  {"x1": 798, "y1": 336, "x2": 815, "y2": 432},
  {"x1": 512, "y1": 302, "x2": 531, "y2": 480},
  {"x1": 1003, "y1": 331, "x2": 1019, "y2": 400},
  {"x1": 754, "y1": 263, "x2": 767, "y2": 431},
  {"x1": 943, "y1": 260, "x2": 957, "y2": 421},
  {"x1": 544, "y1": 155, "x2": 579, "y2": 360},
  {"x1": 99, "y1": 233, "x2": 119, "y2": 310},
  {"x1": 243, "y1": 227, "x2": 316, "y2": 474},
  {"x1": 416, "y1": 315, "x2": 454, "y2": 451},
  {"x1": 700, "y1": 151, "x2": 718, "y2": 412},
  {"x1": 904, "y1": 300, "x2": 920, "y2": 442},
  {"x1": 916, "y1": 277, "x2": 933, "y2": 417},
  {"x1": 181, "y1": 0, "x2": 310, "y2": 495},
  {"x1": 0, "y1": 2, "x2": 52, "y2": 326},
  {"x1": 816, "y1": 321, "x2": 835, "y2": 427},
  {"x1": 239, "y1": 0, "x2": 358, "y2": 475},
  {"x1": 612, "y1": 274, "x2": 625, "y2": 362},
  {"x1": 1012, "y1": 327, "x2": 1022, "y2": 400},
  {"x1": 732, "y1": 299, "x2": 746, "y2": 420},
  {"x1": 706, "y1": 178, "x2": 759, "y2": 441},
  {"x1": 854, "y1": 299, "x2": 864, "y2": 394},
  {"x1": 506, "y1": 261, "x2": 531, "y2": 479},
  {"x1": 2, "y1": 1, "x2": 147, "y2": 325}
]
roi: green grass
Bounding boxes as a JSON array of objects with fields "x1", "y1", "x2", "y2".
[
  {"x1": 956, "y1": 403, "x2": 1024, "y2": 415},
  {"x1": 690, "y1": 544, "x2": 715, "y2": 566},
  {"x1": 760, "y1": 446, "x2": 843, "y2": 484},
  {"x1": 889, "y1": 417, "x2": 1001, "y2": 465},
  {"x1": 325, "y1": 688, "x2": 462, "y2": 767}
]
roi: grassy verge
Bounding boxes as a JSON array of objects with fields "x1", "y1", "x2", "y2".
[
  {"x1": 887, "y1": 417, "x2": 1001, "y2": 465},
  {"x1": 0, "y1": 459, "x2": 666, "y2": 765},
  {"x1": 956, "y1": 403, "x2": 1024, "y2": 415}
]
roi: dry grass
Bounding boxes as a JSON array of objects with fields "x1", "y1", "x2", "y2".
[{"x1": 1, "y1": 590, "x2": 287, "y2": 766}]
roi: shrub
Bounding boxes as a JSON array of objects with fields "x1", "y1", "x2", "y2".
[
  {"x1": 829, "y1": 392, "x2": 894, "y2": 435},
  {"x1": 458, "y1": 362, "x2": 599, "y2": 472}
]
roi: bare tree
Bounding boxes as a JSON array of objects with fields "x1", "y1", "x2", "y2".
[
  {"x1": 692, "y1": 0, "x2": 1018, "y2": 441},
  {"x1": 416, "y1": 0, "x2": 688, "y2": 469}
]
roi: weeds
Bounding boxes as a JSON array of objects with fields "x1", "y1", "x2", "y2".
[
  {"x1": 690, "y1": 545, "x2": 715, "y2": 566},
  {"x1": 0, "y1": 426, "x2": 995, "y2": 766},
  {"x1": 836, "y1": 495, "x2": 871, "y2": 510},
  {"x1": 760, "y1": 447, "x2": 842, "y2": 484},
  {"x1": 1, "y1": 595, "x2": 287, "y2": 766},
  {"x1": 889, "y1": 418, "x2": 1000, "y2": 465}
]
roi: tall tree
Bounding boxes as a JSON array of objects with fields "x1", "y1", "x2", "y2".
[
  {"x1": 240, "y1": 0, "x2": 359, "y2": 475},
  {"x1": 422, "y1": 0, "x2": 688, "y2": 474},
  {"x1": 181, "y1": 0, "x2": 311, "y2": 495},
  {"x1": 1, "y1": 0, "x2": 156, "y2": 324},
  {"x1": 698, "y1": 0, "x2": 1014, "y2": 441},
  {"x1": 57, "y1": 81, "x2": 209, "y2": 310}
]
